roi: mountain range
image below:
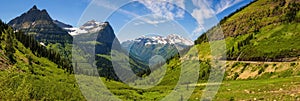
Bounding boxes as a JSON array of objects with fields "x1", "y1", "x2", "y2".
[
  {"x1": 67, "y1": 19, "x2": 193, "y2": 66},
  {"x1": 121, "y1": 34, "x2": 193, "y2": 64},
  {"x1": 1, "y1": 0, "x2": 300, "y2": 100},
  {"x1": 5, "y1": 0, "x2": 300, "y2": 83},
  {"x1": 71, "y1": 20, "x2": 150, "y2": 80}
]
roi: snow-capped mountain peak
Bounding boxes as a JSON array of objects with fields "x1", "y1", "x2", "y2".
[
  {"x1": 166, "y1": 34, "x2": 194, "y2": 46},
  {"x1": 64, "y1": 20, "x2": 107, "y2": 36},
  {"x1": 123, "y1": 34, "x2": 193, "y2": 46},
  {"x1": 121, "y1": 34, "x2": 194, "y2": 64},
  {"x1": 121, "y1": 34, "x2": 194, "y2": 52}
]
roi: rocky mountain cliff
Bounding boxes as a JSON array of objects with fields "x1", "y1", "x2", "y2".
[
  {"x1": 73, "y1": 20, "x2": 147, "y2": 80},
  {"x1": 72, "y1": 20, "x2": 122, "y2": 55},
  {"x1": 8, "y1": 5, "x2": 72, "y2": 44}
]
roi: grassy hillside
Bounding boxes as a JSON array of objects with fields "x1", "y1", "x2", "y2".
[
  {"x1": 59, "y1": 0, "x2": 300, "y2": 100},
  {"x1": 71, "y1": 54, "x2": 300, "y2": 100},
  {"x1": 0, "y1": 42, "x2": 84, "y2": 100},
  {"x1": 188, "y1": 0, "x2": 300, "y2": 79},
  {"x1": 93, "y1": 0, "x2": 300, "y2": 100},
  {"x1": 195, "y1": 0, "x2": 300, "y2": 61},
  {"x1": 0, "y1": 21, "x2": 85, "y2": 100}
]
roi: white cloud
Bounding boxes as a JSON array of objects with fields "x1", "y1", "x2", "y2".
[
  {"x1": 190, "y1": 0, "x2": 243, "y2": 36},
  {"x1": 133, "y1": 18, "x2": 169, "y2": 26},
  {"x1": 92, "y1": 0, "x2": 119, "y2": 11},
  {"x1": 214, "y1": 0, "x2": 243, "y2": 13},
  {"x1": 92, "y1": 0, "x2": 185, "y2": 25},
  {"x1": 134, "y1": 0, "x2": 185, "y2": 23},
  {"x1": 191, "y1": 0, "x2": 216, "y2": 24},
  {"x1": 190, "y1": 0, "x2": 215, "y2": 35},
  {"x1": 91, "y1": 0, "x2": 244, "y2": 36}
]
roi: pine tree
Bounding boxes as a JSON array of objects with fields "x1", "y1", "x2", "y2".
[{"x1": 2, "y1": 27, "x2": 16, "y2": 63}]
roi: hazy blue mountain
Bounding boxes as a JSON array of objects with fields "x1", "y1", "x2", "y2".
[{"x1": 121, "y1": 34, "x2": 193, "y2": 64}]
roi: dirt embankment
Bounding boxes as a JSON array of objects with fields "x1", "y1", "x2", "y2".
[{"x1": 225, "y1": 60, "x2": 300, "y2": 80}]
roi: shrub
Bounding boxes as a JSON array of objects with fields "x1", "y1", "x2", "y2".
[
  {"x1": 258, "y1": 68, "x2": 265, "y2": 75},
  {"x1": 229, "y1": 97, "x2": 235, "y2": 101},
  {"x1": 290, "y1": 63, "x2": 296, "y2": 67},
  {"x1": 232, "y1": 62, "x2": 240, "y2": 68},
  {"x1": 233, "y1": 72, "x2": 239, "y2": 80}
]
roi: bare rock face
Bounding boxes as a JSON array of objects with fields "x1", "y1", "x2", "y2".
[{"x1": 8, "y1": 5, "x2": 72, "y2": 44}]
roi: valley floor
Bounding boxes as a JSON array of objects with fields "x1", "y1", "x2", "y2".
[
  {"x1": 214, "y1": 76, "x2": 300, "y2": 101},
  {"x1": 79, "y1": 76, "x2": 300, "y2": 101}
]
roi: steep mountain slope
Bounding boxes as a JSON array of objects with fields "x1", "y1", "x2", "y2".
[
  {"x1": 8, "y1": 5, "x2": 72, "y2": 44},
  {"x1": 121, "y1": 34, "x2": 193, "y2": 64},
  {"x1": 71, "y1": 20, "x2": 122, "y2": 54},
  {"x1": 0, "y1": 20, "x2": 84, "y2": 100},
  {"x1": 195, "y1": 0, "x2": 300, "y2": 61},
  {"x1": 53, "y1": 20, "x2": 72, "y2": 28},
  {"x1": 72, "y1": 20, "x2": 148, "y2": 80},
  {"x1": 175, "y1": 0, "x2": 300, "y2": 81}
]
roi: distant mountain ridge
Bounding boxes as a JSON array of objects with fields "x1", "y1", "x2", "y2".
[
  {"x1": 8, "y1": 5, "x2": 72, "y2": 44},
  {"x1": 121, "y1": 34, "x2": 193, "y2": 64},
  {"x1": 122, "y1": 34, "x2": 193, "y2": 47}
]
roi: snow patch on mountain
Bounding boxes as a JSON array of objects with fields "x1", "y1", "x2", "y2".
[{"x1": 64, "y1": 20, "x2": 107, "y2": 36}]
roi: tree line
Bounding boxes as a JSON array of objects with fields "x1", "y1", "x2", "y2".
[{"x1": 0, "y1": 20, "x2": 73, "y2": 73}]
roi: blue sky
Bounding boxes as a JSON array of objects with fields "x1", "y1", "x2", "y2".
[
  {"x1": 0, "y1": 0, "x2": 252, "y2": 41},
  {"x1": 0, "y1": 0, "x2": 90, "y2": 26}
]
